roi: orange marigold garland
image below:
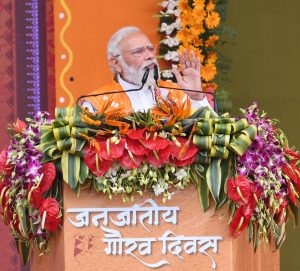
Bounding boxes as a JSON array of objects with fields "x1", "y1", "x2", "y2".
[{"x1": 158, "y1": 0, "x2": 222, "y2": 93}]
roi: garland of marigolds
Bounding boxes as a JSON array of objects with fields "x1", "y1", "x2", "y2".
[{"x1": 158, "y1": 0, "x2": 221, "y2": 91}]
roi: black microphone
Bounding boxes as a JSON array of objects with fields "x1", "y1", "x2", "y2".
[
  {"x1": 153, "y1": 64, "x2": 219, "y2": 114},
  {"x1": 76, "y1": 67, "x2": 150, "y2": 106},
  {"x1": 154, "y1": 64, "x2": 159, "y2": 85}
]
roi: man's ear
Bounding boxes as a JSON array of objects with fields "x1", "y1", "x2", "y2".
[{"x1": 109, "y1": 57, "x2": 122, "y2": 73}]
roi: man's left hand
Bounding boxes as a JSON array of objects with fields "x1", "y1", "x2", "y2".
[{"x1": 172, "y1": 49, "x2": 204, "y2": 100}]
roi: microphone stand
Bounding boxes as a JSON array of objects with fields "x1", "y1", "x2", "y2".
[
  {"x1": 153, "y1": 65, "x2": 219, "y2": 114},
  {"x1": 76, "y1": 67, "x2": 150, "y2": 106}
]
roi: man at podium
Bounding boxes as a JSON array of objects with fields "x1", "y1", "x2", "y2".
[{"x1": 82, "y1": 26, "x2": 211, "y2": 114}]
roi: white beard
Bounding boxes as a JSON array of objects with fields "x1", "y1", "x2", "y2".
[{"x1": 118, "y1": 57, "x2": 160, "y2": 88}]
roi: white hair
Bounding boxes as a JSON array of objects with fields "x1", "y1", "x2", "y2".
[{"x1": 107, "y1": 26, "x2": 141, "y2": 72}]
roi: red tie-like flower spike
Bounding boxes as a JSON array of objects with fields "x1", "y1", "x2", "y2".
[
  {"x1": 230, "y1": 204, "x2": 254, "y2": 237},
  {"x1": 84, "y1": 146, "x2": 112, "y2": 176},
  {"x1": 29, "y1": 185, "x2": 43, "y2": 209},
  {"x1": 98, "y1": 138, "x2": 126, "y2": 160},
  {"x1": 0, "y1": 149, "x2": 13, "y2": 176},
  {"x1": 227, "y1": 175, "x2": 252, "y2": 205},
  {"x1": 39, "y1": 163, "x2": 56, "y2": 193},
  {"x1": 39, "y1": 198, "x2": 61, "y2": 233},
  {"x1": 146, "y1": 145, "x2": 171, "y2": 167}
]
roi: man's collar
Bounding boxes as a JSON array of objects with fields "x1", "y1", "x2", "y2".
[{"x1": 116, "y1": 74, "x2": 140, "y2": 90}]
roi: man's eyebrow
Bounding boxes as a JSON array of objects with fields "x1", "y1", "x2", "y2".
[{"x1": 130, "y1": 45, "x2": 154, "y2": 51}]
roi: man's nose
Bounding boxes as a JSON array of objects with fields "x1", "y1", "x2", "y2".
[{"x1": 144, "y1": 49, "x2": 155, "y2": 60}]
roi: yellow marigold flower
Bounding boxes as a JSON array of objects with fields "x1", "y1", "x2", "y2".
[
  {"x1": 201, "y1": 63, "x2": 217, "y2": 81},
  {"x1": 191, "y1": 36, "x2": 203, "y2": 47},
  {"x1": 207, "y1": 52, "x2": 218, "y2": 64},
  {"x1": 178, "y1": 0, "x2": 191, "y2": 12},
  {"x1": 181, "y1": 13, "x2": 195, "y2": 27},
  {"x1": 176, "y1": 28, "x2": 194, "y2": 42},
  {"x1": 192, "y1": 22, "x2": 205, "y2": 35},
  {"x1": 206, "y1": 1, "x2": 216, "y2": 11},
  {"x1": 205, "y1": 11, "x2": 220, "y2": 29},
  {"x1": 193, "y1": 0, "x2": 205, "y2": 8},
  {"x1": 190, "y1": 25, "x2": 204, "y2": 37},
  {"x1": 205, "y1": 34, "x2": 219, "y2": 47},
  {"x1": 193, "y1": 4, "x2": 206, "y2": 15},
  {"x1": 202, "y1": 83, "x2": 218, "y2": 92},
  {"x1": 192, "y1": 8, "x2": 206, "y2": 22}
]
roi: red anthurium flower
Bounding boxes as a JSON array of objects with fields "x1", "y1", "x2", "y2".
[
  {"x1": 284, "y1": 147, "x2": 300, "y2": 163},
  {"x1": 0, "y1": 149, "x2": 13, "y2": 176},
  {"x1": 84, "y1": 146, "x2": 112, "y2": 176},
  {"x1": 0, "y1": 186, "x2": 9, "y2": 208},
  {"x1": 146, "y1": 145, "x2": 171, "y2": 167},
  {"x1": 29, "y1": 185, "x2": 43, "y2": 209},
  {"x1": 0, "y1": 182, "x2": 7, "y2": 197},
  {"x1": 13, "y1": 119, "x2": 27, "y2": 133},
  {"x1": 39, "y1": 198, "x2": 61, "y2": 233},
  {"x1": 40, "y1": 162, "x2": 56, "y2": 193},
  {"x1": 127, "y1": 128, "x2": 146, "y2": 139},
  {"x1": 169, "y1": 137, "x2": 198, "y2": 161},
  {"x1": 3, "y1": 203, "x2": 13, "y2": 225},
  {"x1": 140, "y1": 133, "x2": 170, "y2": 151},
  {"x1": 170, "y1": 154, "x2": 197, "y2": 167},
  {"x1": 274, "y1": 200, "x2": 287, "y2": 225},
  {"x1": 230, "y1": 204, "x2": 253, "y2": 237},
  {"x1": 287, "y1": 181, "x2": 298, "y2": 205},
  {"x1": 98, "y1": 138, "x2": 125, "y2": 160},
  {"x1": 247, "y1": 183, "x2": 262, "y2": 209},
  {"x1": 282, "y1": 163, "x2": 300, "y2": 192},
  {"x1": 227, "y1": 176, "x2": 252, "y2": 205},
  {"x1": 120, "y1": 150, "x2": 143, "y2": 169},
  {"x1": 126, "y1": 138, "x2": 148, "y2": 156}
]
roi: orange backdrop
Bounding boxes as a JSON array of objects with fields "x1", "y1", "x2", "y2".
[{"x1": 54, "y1": 0, "x2": 161, "y2": 107}]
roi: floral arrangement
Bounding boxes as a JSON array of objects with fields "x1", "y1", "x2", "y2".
[
  {"x1": 0, "y1": 101, "x2": 299, "y2": 263},
  {"x1": 226, "y1": 103, "x2": 300, "y2": 249},
  {"x1": 158, "y1": 0, "x2": 221, "y2": 91},
  {"x1": 0, "y1": 113, "x2": 62, "y2": 263},
  {"x1": 157, "y1": 0, "x2": 234, "y2": 113}
]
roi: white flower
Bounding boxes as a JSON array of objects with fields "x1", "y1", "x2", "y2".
[
  {"x1": 105, "y1": 166, "x2": 119, "y2": 178},
  {"x1": 120, "y1": 170, "x2": 131, "y2": 178},
  {"x1": 160, "y1": 23, "x2": 175, "y2": 35},
  {"x1": 161, "y1": 70, "x2": 174, "y2": 79},
  {"x1": 174, "y1": 18, "x2": 181, "y2": 30},
  {"x1": 152, "y1": 178, "x2": 169, "y2": 196},
  {"x1": 153, "y1": 184, "x2": 165, "y2": 196},
  {"x1": 160, "y1": 1, "x2": 170, "y2": 8},
  {"x1": 161, "y1": 36, "x2": 180, "y2": 47},
  {"x1": 174, "y1": 168, "x2": 188, "y2": 180},
  {"x1": 164, "y1": 51, "x2": 179, "y2": 61},
  {"x1": 160, "y1": 0, "x2": 178, "y2": 10},
  {"x1": 173, "y1": 9, "x2": 180, "y2": 17}
]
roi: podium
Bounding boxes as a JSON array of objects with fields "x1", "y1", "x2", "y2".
[{"x1": 31, "y1": 183, "x2": 279, "y2": 271}]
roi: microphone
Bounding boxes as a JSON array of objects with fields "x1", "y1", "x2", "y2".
[
  {"x1": 76, "y1": 67, "x2": 150, "y2": 106},
  {"x1": 153, "y1": 64, "x2": 219, "y2": 114}
]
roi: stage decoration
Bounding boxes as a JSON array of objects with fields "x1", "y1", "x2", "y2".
[
  {"x1": 0, "y1": 101, "x2": 299, "y2": 263},
  {"x1": 0, "y1": 112, "x2": 62, "y2": 264},
  {"x1": 227, "y1": 103, "x2": 300, "y2": 249}
]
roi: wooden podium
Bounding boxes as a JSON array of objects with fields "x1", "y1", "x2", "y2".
[{"x1": 31, "y1": 184, "x2": 279, "y2": 271}]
